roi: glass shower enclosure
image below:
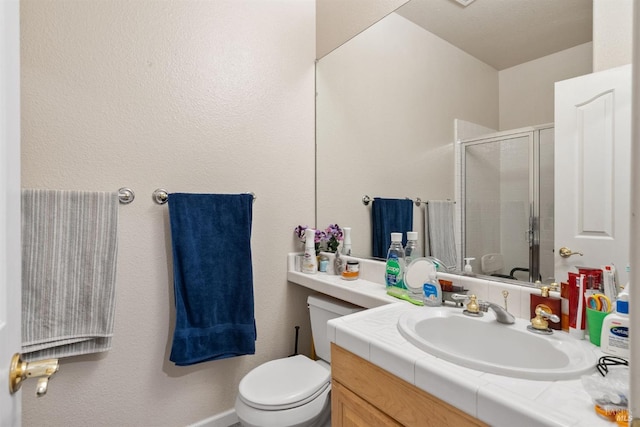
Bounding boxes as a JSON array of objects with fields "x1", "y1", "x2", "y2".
[{"x1": 460, "y1": 125, "x2": 554, "y2": 283}]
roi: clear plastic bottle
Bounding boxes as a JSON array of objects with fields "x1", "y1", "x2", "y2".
[
  {"x1": 404, "y1": 231, "x2": 420, "y2": 266},
  {"x1": 385, "y1": 232, "x2": 406, "y2": 291}
]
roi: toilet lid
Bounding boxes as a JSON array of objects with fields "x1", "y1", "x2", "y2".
[{"x1": 238, "y1": 355, "x2": 330, "y2": 410}]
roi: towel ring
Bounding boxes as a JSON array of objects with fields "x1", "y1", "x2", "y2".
[
  {"x1": 152, "y1": 189, "x2": 256, "y2": 205},
  {"x1": 118, "y1": 188, "x2": 135, "y2": 204}
]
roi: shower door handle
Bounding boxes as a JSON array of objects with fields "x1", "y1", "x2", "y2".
[
  {"x1": 525, "y1": 229, "x2": 533, "y2": 244},
  {"x1": 559, "y1": 247, "x2": 583, "y2": 258}
]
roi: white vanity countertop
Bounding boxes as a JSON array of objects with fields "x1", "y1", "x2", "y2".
[
  {"x1": 287, "y1": 254, "x2": 612, "y2": 427},
  {"x1": 327, "y1": 303, "x2": 609, "y2": 427}
]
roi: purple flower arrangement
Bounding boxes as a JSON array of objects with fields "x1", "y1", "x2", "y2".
[{"x1": 294, "y1": 224, "x2": 343, "y2": 255}]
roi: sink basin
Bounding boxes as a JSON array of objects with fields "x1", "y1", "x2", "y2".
[{"x1": 397, "y1": 307, "x2": 597, "y2": 380}]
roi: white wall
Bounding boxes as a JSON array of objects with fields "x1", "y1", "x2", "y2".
[
  {"x1": 316, "y1": 0, "x2": 409, "y2": 59},
  {"x1": 593, "y1": 0, "x2": 633, "y2": 71},
  {"x1": 498, "y1": 42, "x2": 593, "y2": 130},
  {"x1": 20, "y1": 1, "x2": 316, "y2": 426},
  {"x1": 316, "y1": 13, "x2": 499, "y2": 258}
]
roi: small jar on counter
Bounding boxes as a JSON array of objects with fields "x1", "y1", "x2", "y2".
[
  {"x1": 318, "y1": 254, "x2": 329, "y2": 272},
  {"x1": 341, "y1": 260, "x2": 360, "y2": 280}
]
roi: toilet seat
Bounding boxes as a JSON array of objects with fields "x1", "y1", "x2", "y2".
[{"x1": 238, "y1": 355, "x2": 330, "y2": 411}]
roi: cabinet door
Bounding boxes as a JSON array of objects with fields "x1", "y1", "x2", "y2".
[
  {"x1": 554, "y1": 64, "x2": 631, "y2": 285},
  {"x1": 332, "y1": 381, "x2": 401, "y2": 427}
]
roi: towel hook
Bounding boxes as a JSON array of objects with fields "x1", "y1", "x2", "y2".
[{"x1": 118, "y1": 188, "x2": 135, "y2": 204}]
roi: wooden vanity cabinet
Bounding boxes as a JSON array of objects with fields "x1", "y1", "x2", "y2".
[{"x1": 331, "y1": 344, "x2": 488, "y2": 427}]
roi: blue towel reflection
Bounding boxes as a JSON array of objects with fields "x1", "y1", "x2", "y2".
[{"x1": 371, "y1": 198, "x2": 413, "y2": 259}]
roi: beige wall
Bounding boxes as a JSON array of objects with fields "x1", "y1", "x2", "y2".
[
  {"x1": 316, "y1": 13, "x2": 499, "y2": 257},
  {"x1": 498, "y1": 43, "x2": 593, "y2": 130},
  {"x1": 316, "y1": 0, "x2": 409, "y2": 59},
  {"x1": 20, "y1": 1, "x2": 315, "y2": 426},
  {"x1": 593, "y1": 0, "x2": 633, "y2": 71}
]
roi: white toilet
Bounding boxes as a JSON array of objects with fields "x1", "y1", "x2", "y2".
[{"x1": 235, "y1": 294, "x2": 362, "y2": 427}]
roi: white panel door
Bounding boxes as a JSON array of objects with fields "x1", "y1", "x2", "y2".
[
  {"x1": 554, "y1": 65, "x2": 632, "y2": 285},
  {"x1": 0, "y1": 0, "x2": 22, "y2": 425}
]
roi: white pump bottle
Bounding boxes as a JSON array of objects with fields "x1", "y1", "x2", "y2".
[
  {"x1": 342, "y1": 227, "x2": 352, "y2": 255},
  {"x1": 302, "y1": 228, "x2": 318, "y2": 274},
  {"x1": 464, "y1": 257, "x2": 475, "y2": 273}
]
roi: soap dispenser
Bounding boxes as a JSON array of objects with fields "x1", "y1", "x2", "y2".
[
  {"x1": 530, "y1": 284, "x2": 562, "y2": 330},
  {"x1": 342, "y1": 227, "x2": 352, "y2": 255},
  {"x1": 463, "y1": 258, "x2": 475, "y2": 273},
  {"x1": 302, "y1": 228, "x2": 318, "y2": 274}
]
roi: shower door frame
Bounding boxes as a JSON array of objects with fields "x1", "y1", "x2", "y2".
[{"x1": 459, "y1": 124, "x2": 553, "y2": 283}]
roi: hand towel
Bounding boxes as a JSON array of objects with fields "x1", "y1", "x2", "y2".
[
  {"x1": 371, "y1": 198, "x2": 413, "y2": 259},
  {"x1": 425, "y1": 200, "x2": 457, "y2": 270},
  {"x1": 21, "y1": 189, "x2": 119, "y2": 361},
  {"x1": 168, "y1": 193, "x2": 255, "y2": 366}
]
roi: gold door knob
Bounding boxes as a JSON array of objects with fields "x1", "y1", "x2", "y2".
[
  {"x1": 559, "y1": 247, "x2": 583, "y2": 258},
  {"x1": 9, "y1": 353, "x2": 59, "y2": 397}
]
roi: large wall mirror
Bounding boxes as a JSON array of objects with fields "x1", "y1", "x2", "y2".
[{"x1": 316, "y1": 0, "x2": 595, "y2": 284}]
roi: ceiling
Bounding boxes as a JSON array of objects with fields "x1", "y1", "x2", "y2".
[{"x1": 396, "y1": 0, "x2": 593, "y2": 70}]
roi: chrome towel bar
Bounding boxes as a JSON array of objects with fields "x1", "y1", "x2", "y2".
[{"x1": 152, "y1": 188, "x2": 256, "y2": 205}]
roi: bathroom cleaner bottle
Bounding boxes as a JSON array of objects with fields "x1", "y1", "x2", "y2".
[
  {"x1": 600, "y1": 284, "x2": 630, "y2": 358},
  {"x1": 385, "y1": 232, "x2": 406, "y2": 293},
  {"x1": 342, "y1": 227, "x2": 352, "y2": 255},
  {"x1": 404, "y1": 231, "x2": 421, "y2": 266},
  {"x1": 302, "y1": 228, "x2": 318, "y2": 274},
  {"x1": 530, "y1": 284, "x2": 562, "y2": 330}
]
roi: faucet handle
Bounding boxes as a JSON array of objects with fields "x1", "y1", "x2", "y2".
[
  {"x1": 529, "y1": 304, "x2": 560, "y2": 333},
  {"x1": 464, "y1": 295, "x2": 480, "y2": 314},
  {"x1": 450, "y1": 293, "x2": 469, "y2": 302}
]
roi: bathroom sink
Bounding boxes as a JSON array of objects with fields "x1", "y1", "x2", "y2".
[{"x1": 397, "y1": 307, "x2": 597, "y2": 380}]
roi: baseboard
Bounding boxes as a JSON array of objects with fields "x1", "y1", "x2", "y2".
[{"x1": 187, "y1": 408, "x2": 239, "y2": 427}]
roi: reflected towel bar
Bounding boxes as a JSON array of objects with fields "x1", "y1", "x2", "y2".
[
  {"x1": 362, "y1": 195, "x2": 453, "y2": 207},
  {"x1": 152, "y1": 188, "x2": 256, "y2": 205}
]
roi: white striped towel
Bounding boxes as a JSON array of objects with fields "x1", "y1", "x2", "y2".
[
  {"x1": 21, "y1": 189, "x2": 119, "y2": 361},
  {"x1": 425, "y1": 200, "x2": 457, "y2": 270}
]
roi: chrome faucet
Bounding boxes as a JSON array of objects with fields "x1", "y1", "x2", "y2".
[
  {"x1": 452, "y1": 294, "x2": 515, "y2": 324},
  {"x1": 478, "y1": 300, "x2": 515, "y2": 324}
]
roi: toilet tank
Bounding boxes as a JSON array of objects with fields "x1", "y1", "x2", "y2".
[{"x1": 307, "y1": 294, "x2": 363, "y2": 363}]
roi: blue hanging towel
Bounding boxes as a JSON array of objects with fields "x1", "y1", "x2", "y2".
[
  {"x1": 168, "y1": 193, "x2": 256, "y2": 366},
  {"x1": 371, "y1": 198, "x2": 414, "y2": 259}
]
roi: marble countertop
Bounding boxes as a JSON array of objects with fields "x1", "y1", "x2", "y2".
[{"x1": 287, "y1": 254, "x2": 612, "y2": 427}]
